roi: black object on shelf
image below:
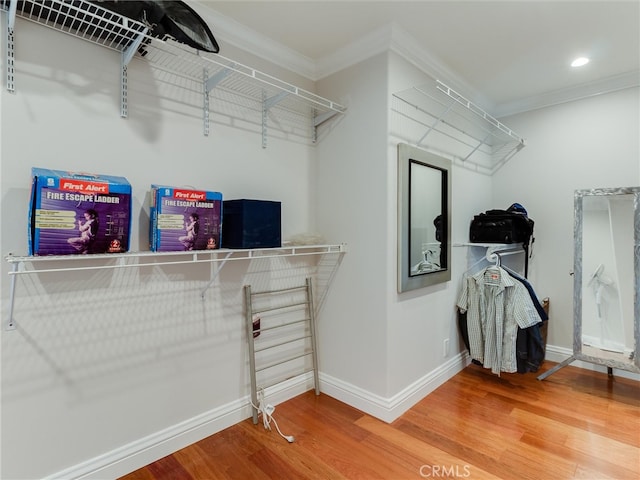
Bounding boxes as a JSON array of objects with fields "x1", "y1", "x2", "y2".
[
  {"x1": 222, "y1": 199, "x2": 281, "y2": 249},
  {"x1": 91, "y1": 0, "x2": 220, "y2": 53}
]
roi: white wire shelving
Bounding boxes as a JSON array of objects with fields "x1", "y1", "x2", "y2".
[
  {"x1": 4, "y1": 243, "x2": 348, "y2": 330},
  {"x1": 392, "y1": 80, "x2": 526, "y2": 175},
  {"x1": 1, "y1": 0, "x2": 346, "y2": 145}
]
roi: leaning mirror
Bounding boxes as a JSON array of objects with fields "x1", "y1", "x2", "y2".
[
  {"x1": 397, "y1": 143, "x2": 451, "y2": 292},
  {"x1": 539, "y1": 187, "x2": 640, "y2": 380},
  {"x1": 578, "y1": 188, "x2": 639, "y2": 371}
]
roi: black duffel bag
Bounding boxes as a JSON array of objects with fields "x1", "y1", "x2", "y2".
[{"x1": 469, "y1": 203, "x2": 534, "y2": 245}]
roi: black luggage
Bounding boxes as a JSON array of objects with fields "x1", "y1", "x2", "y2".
[{"x1": 469, "y1": 204, "x2": 534, "y2": 245}]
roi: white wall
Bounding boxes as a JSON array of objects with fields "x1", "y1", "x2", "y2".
[
  {"x1": 0, "y1": 18, "x2": 326, "y2": 480},
  {"x1": 386, "y1": 53, "x2": 494, "y2": 399},
  {"x1": 314, "y1": 53, "x2": 391, "y2": 400},
  {"x1": 314, "y1": 51, "x2": 493, "y2": 420},
  {"x1": 492, "y1": 87, "x2": 640, "y2": 352}
]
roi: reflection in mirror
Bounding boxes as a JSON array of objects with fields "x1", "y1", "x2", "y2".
[
  {"x1": 398, "y1": 144, "x2": 451, "y2": 292},
  {"x1": 410, "y1": 160, "x2": 444, "y2": 275},
  {"x1": 581, "y1": 192, "x2": 636, "y2": 367}
]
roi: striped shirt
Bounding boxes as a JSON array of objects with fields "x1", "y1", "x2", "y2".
[{"x1": 457, "y1": 266, "x2": 541, "y2": 375}]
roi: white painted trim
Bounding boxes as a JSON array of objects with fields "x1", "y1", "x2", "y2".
[
  {"x1": 314, "y1": 23, "x2": 393, "y2": 81},
  {"x1": 43, "y1": 346, "x2": 637, "y2": 478},
  {"x1": 494, "y1": 72, "x2": 640, "y2": 118},
  {"x1": 191, "y1": 2, "x2": 488, "y2": 105},
  {"x1": 545, "y1": 344, "x2": 640, "y2": 382},
  {"x1": 44, "y1": 353, "x2": 469, "y2": 478},
  {"x1": 46, "y1": 375, "x2": 315, "y2": 480},
  {"x1": 190, "y1": 1, "x2": 317, "y2": 79},
  {"x1": 320, "y1": 352, "x2": 470, "y2": 423},
  {"x1": 191, "y1": 2, "x2": 638, "y2": 117},
  {"x1": 386, "y1": 23, "x2": 493, "y2": 111}
]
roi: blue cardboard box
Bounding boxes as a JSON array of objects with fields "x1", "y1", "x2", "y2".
[
  {"x1": 149, "y1": 185, "x2": 223, "y2": 252},
  {"x1": 222, "y1": 199, "x2": 281, "y2": 249},
  {"x1": 28, "y1": 168, "x2": 132, "y2": 255}
]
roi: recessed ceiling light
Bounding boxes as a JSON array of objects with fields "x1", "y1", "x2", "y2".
[{"x1": 571, "y1": 57, "x2": 590, "y2": 67}]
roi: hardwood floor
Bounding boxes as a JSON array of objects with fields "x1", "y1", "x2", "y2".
[{"x1": 119, "y1": 362, "x2": 640, "y2": 480}]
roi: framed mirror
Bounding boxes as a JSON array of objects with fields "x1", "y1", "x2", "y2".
[
  {"x1": 539, "y1": 187, "x2": 640, "y2": 380},
  {"x1": 397, "y1": 143, "x2": 451, "y2": 292}
]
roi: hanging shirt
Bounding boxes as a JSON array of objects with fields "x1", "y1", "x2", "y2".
[
  {"x1": 457, "y1": 266, "x2": 541, "y2": 375},
  {"x1": 505, "y1": 267, "x2": 548, "y2": 321},
  {"x1": 503, "y1": 269, "x2": 547, "y2": 373}
]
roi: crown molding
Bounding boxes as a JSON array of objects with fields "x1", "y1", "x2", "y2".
[
  {"x1": 194, "y1": 5, "x2": 488, "y2": 100},
  {"x1": 191, "y1": 1, "x2": 317, "y2": 79},
  {"x1": 314, "y1": 23, "x2": 394, "y2": 81},
  {"x1": 494, "y1": 71, "x2": 640, "y2": 118},
  {"x1": 193, "y1": 2, "x2": 492, "y2": 110},
  {"x1": 314, "y1": 22, "x2": 492, "y2": 111},
  {"x1": 191, "y1": 1, "x2": 638, "y2": 118},
  {"x1": 385, "y1": 23, "x2": 494, "y2": 112}
]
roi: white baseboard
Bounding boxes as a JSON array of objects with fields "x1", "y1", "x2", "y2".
[
  {"x1": 47, "y1": 355, "x2": 467, "y2": 479},
  {"x1": 48, "y1": 346, "x2": 636, "y2": 479},
  {"x1": 47, "y1": 375, "x2": 314, "y2": 480},
  {"x1": 320, "y1": 351, "x2": 470, "y2": 423},
  {"x1": 545, "y1": 344, "x2": 640, "y2": 381}
]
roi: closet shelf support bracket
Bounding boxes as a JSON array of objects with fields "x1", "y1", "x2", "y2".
[
  {"x1": 6, "y1": 262, "x2": 18, "y2": 330},
  {"x1": 262, "y1": 90, "x2": 290, "y2": 148},
  {"x1": 416, "y1": 93, "x2": 455, "y2": 146},
  {"x1": 312, "y1": 109, "x2": 340, "y2": 143},
  {"x1": 200, "y1": 251, "x2": 233, "y2": 297},
  {"x1": 120, "y1": 28, "x2": 147, "y2": 118},
  {"x1": 5, "y1": 0, "x2": 16, "y2": 92},
  {"x1": 203, "y1": 65, "x2": 234, "y2": 136},
  {"x1": 464, "y1": 133, "x2": 491, "y2": 162}
]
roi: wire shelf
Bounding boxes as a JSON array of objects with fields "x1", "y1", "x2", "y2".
[
  {"x1": 1, "y1": 0, "x2": 148, "y2": 50},
  {"x1": 5, "y1": 244, "x2": 347, "y2": 271},
  {"x1": 392, "y1": 79, "x2": 525, "y2": 175},
  {"x1": 4, "y1": 244, "x2": 347, "y2": 330},
  {"x1": 1, "y1": 0, "x2": 346, "y2": 143},
  {"x1": 140, "y1": 37, "x2": 346, "y2": 120}
]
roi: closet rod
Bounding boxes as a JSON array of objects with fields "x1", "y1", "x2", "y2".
[
  {"x1": 458, "y1": 243, "x2": 528, "y2": 277},
  {"x1": 485, "y1": 245, "x2": 523, "y2": 262}
]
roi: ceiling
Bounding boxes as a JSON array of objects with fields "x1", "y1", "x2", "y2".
[{"x1": 195, "y1": 1, "x2": 640, "y2": 117}]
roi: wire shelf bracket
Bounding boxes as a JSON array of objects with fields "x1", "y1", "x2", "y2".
[
  {"x1": 4, "y1": 0, "x2": 16, "y2": 91},
  {"x1": 203, "y1": 65, "x2": 234, "y2": 136},
  {"x1": 120, "y1": 27, "x2": 148, "y2": 118}
]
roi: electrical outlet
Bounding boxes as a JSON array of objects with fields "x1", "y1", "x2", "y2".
[{"x1": 443, "y1": 338, "x2": 450, "y2": 357}]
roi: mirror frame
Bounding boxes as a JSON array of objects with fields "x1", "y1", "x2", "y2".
[
  {"x1": 397, "y1": 143, "x2": 451, "y2": 293},
  {"x1": 573, "y1": 187, "x2": 640, "y2": 373}
]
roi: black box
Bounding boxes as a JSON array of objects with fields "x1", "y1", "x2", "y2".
[{"x1": 222, "y1": 199, "x2": 281, "y2": 249}]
